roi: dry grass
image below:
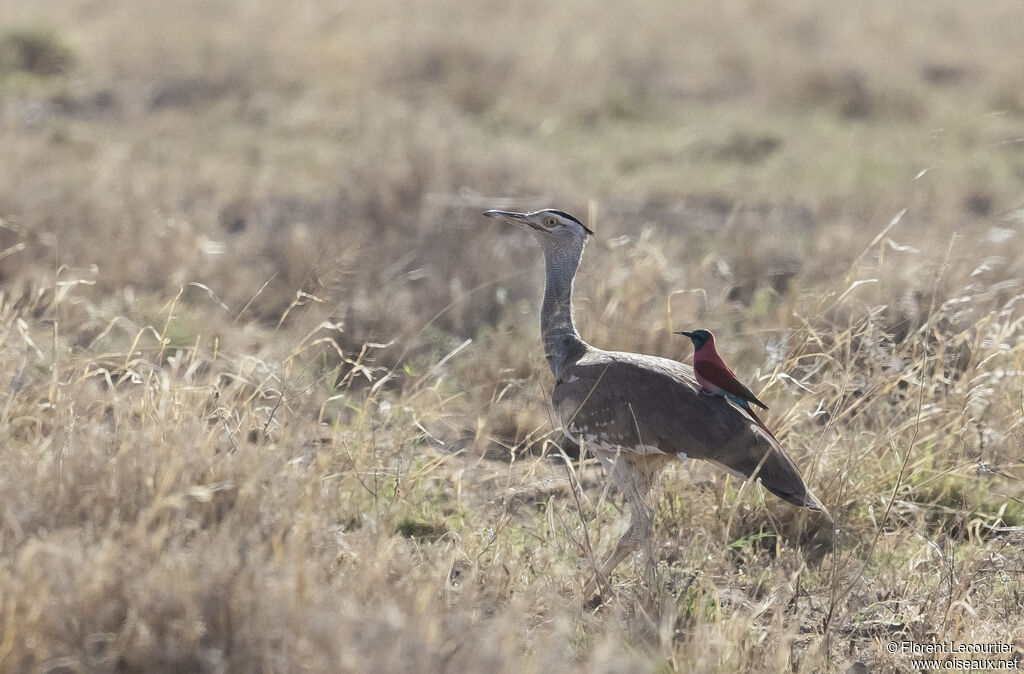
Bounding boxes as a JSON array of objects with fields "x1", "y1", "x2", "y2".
[{"x1": 1, "y1": 0, "x2": 1023, "y2": 671}]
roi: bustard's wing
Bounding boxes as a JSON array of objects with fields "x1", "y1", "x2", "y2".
[{"x1": 553, "y1": 349, "x2": 821, "y2": 510}]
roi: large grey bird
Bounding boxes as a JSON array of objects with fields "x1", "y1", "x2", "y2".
[{"x1": 484, "y1": 208, "x2": 825, "y2": 587}]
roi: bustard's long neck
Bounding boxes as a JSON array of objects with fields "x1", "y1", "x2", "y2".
[{"x1": 541, "y1": 244, "x2": 586, "y2": 375}]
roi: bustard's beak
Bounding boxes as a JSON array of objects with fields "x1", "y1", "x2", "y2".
[{"x1": 483, "y1": 209, "x2": 543, "y2": 231}]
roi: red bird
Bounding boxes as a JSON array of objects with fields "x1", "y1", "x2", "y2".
[{"x1": 676, "y1": 329, "x2": 778, "y2": 442}]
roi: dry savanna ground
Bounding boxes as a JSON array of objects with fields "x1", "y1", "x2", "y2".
[{"x1": 1, "y1": 0, "x2": 1023, "y2": 671}]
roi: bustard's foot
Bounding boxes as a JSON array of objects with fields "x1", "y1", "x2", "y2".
[{"x1": 584, "y1": 590, "x2": 608, "y2": 611}]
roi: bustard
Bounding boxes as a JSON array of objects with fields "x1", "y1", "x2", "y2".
[{"x1": 484, "y1": 208, "x2": 825, "y2": 587}]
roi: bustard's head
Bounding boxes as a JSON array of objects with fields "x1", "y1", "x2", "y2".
[
  {"x1": 483, "y1": 208, "x2": 594, "y2": 252},
  {"x1": 676, "y1": 329, "x2": 715, "y2": 351}
]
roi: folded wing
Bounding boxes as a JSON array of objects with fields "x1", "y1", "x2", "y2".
[{"x1": 554, "y1": 350, "x2": 822, "y2": 511}]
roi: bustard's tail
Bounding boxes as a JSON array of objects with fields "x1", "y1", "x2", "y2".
[{"x1": 715, "y1": 425, "x2": 831, "y2": 521}]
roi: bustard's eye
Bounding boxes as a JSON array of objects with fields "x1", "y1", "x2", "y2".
[{"x1": 543, "y1": 216, "x2": 558, "y2": 227}]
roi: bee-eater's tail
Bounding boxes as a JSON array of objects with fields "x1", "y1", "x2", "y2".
[{"x1": 745, "y1": 407, "x2": 779, "y2": 444}]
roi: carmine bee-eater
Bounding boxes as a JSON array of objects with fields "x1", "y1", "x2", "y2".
[{"x1": 675, "y1": 329, "x2": 778, "y2": 442}]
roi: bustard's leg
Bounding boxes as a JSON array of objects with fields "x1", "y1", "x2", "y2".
[
  {"x1": 596, "y1": 479, "x2": 653, "y2": 578},
  {"x1": 585, "y1": 452, "x2": 661, "y2": 595}
]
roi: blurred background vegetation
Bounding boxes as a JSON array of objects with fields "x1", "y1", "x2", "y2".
[{"x1": 1, "y1": 0, "x2": 1022, "y2": 671}]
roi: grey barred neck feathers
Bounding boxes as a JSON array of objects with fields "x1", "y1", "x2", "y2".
[{"x1": 540, "y1": 234, "x2": 587, "y2": 379}]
